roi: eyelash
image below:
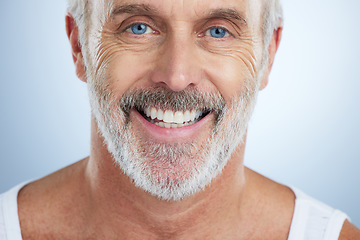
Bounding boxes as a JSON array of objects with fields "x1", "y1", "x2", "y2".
[
  {"x1": 122, "y1": 22, "x2": 234, "y2": 39},
  {"x1": 204, "y1": 26, "x2": 233, "y2": 38},
  {"x1": 123, "y1": 22, "x2": 155, "y2": 34}
]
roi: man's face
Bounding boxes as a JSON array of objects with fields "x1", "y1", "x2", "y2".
[{"x1": 85, "y1": 0, "x2": 267, "y2": 201}]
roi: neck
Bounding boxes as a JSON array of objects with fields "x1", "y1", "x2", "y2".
[{"x1": 83, "y1": 118, "x2": 250, "y2": 239}]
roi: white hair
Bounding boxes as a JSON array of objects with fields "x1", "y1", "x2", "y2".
[
  {"x1": 67, "y1": 0, "x2": 88, "y2": 42},
  {"x1": 262, "y1": 0, "x2": 283, "y2": 62},
  {"x1": 88, "y1": 69, "x2": 260, "y2": 202},
  {"x1": 66, "y1": 0, "x2": 91, "y2": 69}
]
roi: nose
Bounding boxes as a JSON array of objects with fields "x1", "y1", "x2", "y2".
[{"x1": 150, "y1": 33, "x2": 201, "y2": 92}]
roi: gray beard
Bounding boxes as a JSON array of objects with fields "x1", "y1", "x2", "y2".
[{"x1": 88, "y1": 79, "x2": 259, "y2": 201}]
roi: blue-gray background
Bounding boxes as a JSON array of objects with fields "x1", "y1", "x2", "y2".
[{"x1": 1, "y1": 0, "x2": 359, "y2": 227}]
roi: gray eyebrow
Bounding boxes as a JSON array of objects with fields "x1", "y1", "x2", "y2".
[
  {"x1": 110, "y1": 3, "x2": 158, "y2": 18},
  {"x1": 207, "y1": 8, "x2": 247, "y2": 26},
  {"x1": 110, "y1": 4, "x2": 246, "y2": 26}
]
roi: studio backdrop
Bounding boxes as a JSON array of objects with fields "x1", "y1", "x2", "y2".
[{"x1": 1, "y1": 0, "x2": 359, "y2": 226}]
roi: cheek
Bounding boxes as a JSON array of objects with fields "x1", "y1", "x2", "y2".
[
  {"x1": 107, "y1": 54, "x2": 150, "y2": 92},
  {"x1": 202, "y1": 46, "x2": 259, "y2": 102},
  {"x1": 95, "y1": 39, "x2": 158, "y2": 97}
]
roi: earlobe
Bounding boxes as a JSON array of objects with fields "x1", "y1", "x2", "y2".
[
  {"x1": 259, "y1": 26, "x2": 283, "y2": 90},
  {"x1": 65, "y1": 13, "x2": 87, "y2": 82}
]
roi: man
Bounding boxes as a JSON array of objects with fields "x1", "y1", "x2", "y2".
[{"x1": 0, "y1": 0, "x2": 359, "y2": 239}]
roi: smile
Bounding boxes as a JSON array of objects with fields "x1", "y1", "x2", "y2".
[{"x1": 137, "y1": 107, "x2": 210, "y2": 129}]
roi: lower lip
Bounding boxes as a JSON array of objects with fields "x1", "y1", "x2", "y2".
[{"x1": 131, "y1": 109, "x2": 213, "y2": 141}]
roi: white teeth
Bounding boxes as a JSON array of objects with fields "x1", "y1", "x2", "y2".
[
  {"x1": 150, "y1": 108, "x2": 157, "y2": 120},
  {"x1": 174, "y1": 111, "x2": 184, "y2": 124},
  {"x1": 143, "y1": 107, "x2": 204, "y2": 127},
  {"x1": 163, "y1": 110, "x2": 174, "y2": 123},
  {"x1": 145, "y1": 108, "x2": 151, "y2": 117},
  {"x1": 157, "y1": 109, "x2": 164, "y2": 120},
  {"x1": 184, "y1": 110, "x2": 191, "y2": 122},
  {"x1": 195, "y1": 111, "x2": 202, "y2": 119},
  {"x1": 190, "y1": 110, "x2": 196, "y2": 122},
  {"x1": 154, "y1": 122, "x2": 186, "y2": 128}
]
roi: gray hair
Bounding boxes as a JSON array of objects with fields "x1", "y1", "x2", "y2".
[
  {"x1": 262, "y1": 0, "x2": 283, "y2": 50},
  {"x1": 67, "y1": 0, "x2": 91, "y2": 66}
]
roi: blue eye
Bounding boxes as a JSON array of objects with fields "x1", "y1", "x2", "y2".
[
  {"x1": 206, "y1": 27, "x2": 229, "y2": 38},
  {"x1": 128, "y1": 23, "x2": 151, "y2": 35}
]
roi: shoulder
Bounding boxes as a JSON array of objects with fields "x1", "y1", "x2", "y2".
[
  {"x1": 18, "y1": 159, "x2": 89, "y2": 239},
  {"x1": 246, "y1": 169, "x2": 357, "y2": 240},
  {"x1": 339, "y1": 220, "x2": 360, "y2": 240},
  {"x1": 244, "y1": 169, "x2": 296, "y2": 239},
  {"x1": 0, "y1": 182, "x2": 30, "y2": 240},
  {"x1": 0, "y1": 193, "x2": 6, "y2": 239}
]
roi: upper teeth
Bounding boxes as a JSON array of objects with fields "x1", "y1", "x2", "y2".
[{"x1": 144, "y1": 107, "x2": 203, "y2": 124}]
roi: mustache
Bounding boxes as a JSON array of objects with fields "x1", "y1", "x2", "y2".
[{"x1": 119, "y1": 86, "x2": 226, "y2": 117}]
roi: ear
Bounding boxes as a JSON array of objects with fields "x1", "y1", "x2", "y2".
[
  {"x1": 259, "y1": 26, "x2": 283, "y2": 90},
  {"x1": 66, "y1": 13, "x2": 87, "y2": 82}
]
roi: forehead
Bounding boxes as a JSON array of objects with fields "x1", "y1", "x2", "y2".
[{"x1": 94, "y1": 0, "x2": 263, "y2": 24}]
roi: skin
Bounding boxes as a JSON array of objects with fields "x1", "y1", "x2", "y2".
[{"x1": 16, "y1": 0, "x2": 360, "y2": 239}]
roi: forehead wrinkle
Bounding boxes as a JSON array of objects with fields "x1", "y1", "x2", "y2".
[{"x1": 106, "y1": 1, "x2": 248, "y2": 26}]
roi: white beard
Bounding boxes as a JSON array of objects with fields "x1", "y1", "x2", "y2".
[{"x1": 88, "y1": 74, "x2": 261, "y2": 201}]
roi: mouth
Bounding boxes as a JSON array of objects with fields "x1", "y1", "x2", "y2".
[{"x1": 136, "y1": 107, "x2": 211, "y2": 129}]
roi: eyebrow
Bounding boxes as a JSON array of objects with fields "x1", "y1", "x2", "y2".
[
  {"x1": 110, "y1": 4, "x2": 247, "y2": 26},
  {"x1": 207, "y1": 8, "x2": 247, "y2": 26},
  {"x1": 110, "y1": 3, "x2": 158, "y2": 18}
]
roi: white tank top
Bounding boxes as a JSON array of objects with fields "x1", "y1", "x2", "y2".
[
  {"x1": 0, "y1": 182, "x2": 349, "y2": 240},
  {"x1": 288, "y1": 187, "x2": 349, "y2": 239}
]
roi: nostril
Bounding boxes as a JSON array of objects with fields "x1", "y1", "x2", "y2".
[{"x1": 149, "y1": 54, "x2": 201, "y2": 92}]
